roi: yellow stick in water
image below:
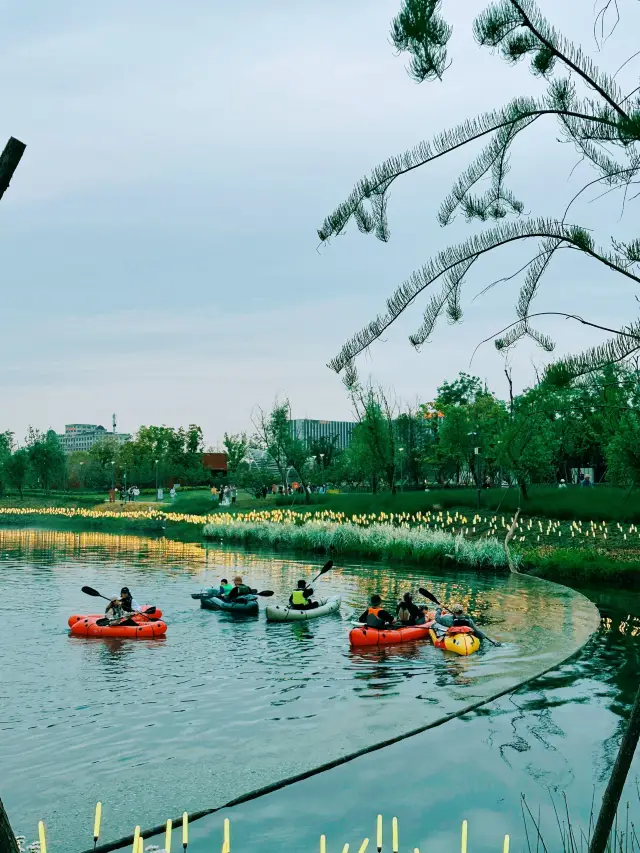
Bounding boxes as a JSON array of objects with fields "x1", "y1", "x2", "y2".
[
  {"x1": 342, "y1": 845, "x2": 350, "y2": 853},
  {"x1": 224, "y1": 818, "x2": 230, "y2": 851},
  {"x1": 38, "y1": 821, "x2": 47, "y2": 853},
  {"x1": 377, "y1": 815, "x2": 383, "y2": 852},
  {"x1": 461, "y1": 820, "x2": 468, "y2": 853},
  {"x1": 182, "y1": 813, "x2": 188, "y2": 849},
  {"x1": 132, "y1": 826, "x2": 140, "y2": 852},
  {"x1": 320, "y1": 835, "x2": 327, "y2": 853},
  {"x1": 392, "y1": 818, "x2": 398, "y2": 853},
  {"x1": 93, "y1": 803, "x2": 102, "y2": 843},
  {"x1": 165, "y1": 819, "x2": 172, "y2": 853},
  {"x1": 358, "y1": 840, "x2": 369, "y2": 853},
  {"x1": 503, "y1": 835, "x2": 510, "y2": 853}
]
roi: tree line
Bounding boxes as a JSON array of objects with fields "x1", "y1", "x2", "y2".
[
  {"x1": 0, "y1": 424, "x2": 209, "y2": 496},
  {"x1": 224, "y1": 364, "x2": 640, "y2": 499}
]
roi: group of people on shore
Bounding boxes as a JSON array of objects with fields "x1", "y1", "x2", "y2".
[
  {"x1": 211, "y1": 484, "x2": 237, "y2": 505},
  {"x1": 108, "y1": 486, "x2": 141, "y2": 503}
]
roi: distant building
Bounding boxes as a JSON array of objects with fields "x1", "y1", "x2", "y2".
[
  {"x1": 202, "y1": 453, "x2": 228, "y2": 476},
  {"x1": 290, "y1": 419, "x2": 356, "y2": 451},
  {"x1": 58, "y1": 423, "x2": 131, "y2": 454}
]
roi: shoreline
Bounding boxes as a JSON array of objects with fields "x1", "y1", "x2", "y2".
[{"x1": 2, "y1": 507, "x2": 640, "y2": 589}]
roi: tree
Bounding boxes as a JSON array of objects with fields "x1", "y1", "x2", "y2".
[
  {"x1": 498, "y1": 391, "x2": 559, "y2": 496},
  {"x1": 5, "y1": 449, "x2": 30, "y2": 498},
  {"x1": 347, "y1": 379, "x2": 398, "y2": 493},
  {"x1": 253, "y1": 401, "x2": 292, "y2": 490},
  {"x1": 0, "y1": 431, "x2": 13, "y2": 496},
  {"x1": 319, "y1": 0, "x2": 640, "y2": 386},
  {"x1": 27, "y1": 430, "x2": 66, "y2": 493},
  {"x1": 223, "y1": 432, "x2": 250, "y2": 476}
]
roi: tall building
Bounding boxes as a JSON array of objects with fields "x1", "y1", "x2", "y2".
[
  {"x1": 290, "y1": 419, "x2": 356, "y2": 451},
  {"x1": 58, "y1": 423, "x2": 131, "y2": 454}
]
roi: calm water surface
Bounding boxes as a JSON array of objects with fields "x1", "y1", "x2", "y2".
[{"x1": 0, "y1": 527, "x2": 598, "y2": 851}]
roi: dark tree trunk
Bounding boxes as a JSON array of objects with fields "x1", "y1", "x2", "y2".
[
  {"x1": 519, "y1": 478, "x2": 528, "y2": 500},
  {"x1": 589, "y1": 682, "x2": 640, "y2": 853},
  {"x1": 0, "y1": 797, "x2": 20, "y2": 853},
  {"x1": 0, "y1": 137, "x2": 26, "y2": 201}
]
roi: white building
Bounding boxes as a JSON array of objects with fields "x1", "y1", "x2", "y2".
[{"x1": 58, "y1": 424, "x2": 131, "y2": 454}]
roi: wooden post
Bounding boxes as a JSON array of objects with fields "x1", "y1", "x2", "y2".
[
  {"x1": 0, "y1": 796, "x2": 21, "y2": 853},
  {"x1": 589, "y1": 682, "x2": 640, "y2": 853},
  {"x1": 0, "y1": 137, "x2": 26, "y2": 201}
]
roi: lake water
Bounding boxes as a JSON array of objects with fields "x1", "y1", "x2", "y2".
[{"x1": 0, "y1": 527, "x2": 600, "y2": 851}]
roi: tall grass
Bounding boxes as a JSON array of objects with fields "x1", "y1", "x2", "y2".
[{"x1": 203, "y1": 519, "x2": 515, "y2": 569}]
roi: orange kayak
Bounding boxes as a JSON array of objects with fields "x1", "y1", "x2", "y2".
[
  {"x1": 68, "y1": 607, "x2": 162, "y2": 628},
  {"x1": 349, "y1": 622, "x2": 433, "y2": 647},
  {"x1": 69, "y1": 613, "x2": 167, "y2": 639}
]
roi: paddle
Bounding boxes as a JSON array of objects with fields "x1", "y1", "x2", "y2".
[
  {"x1": 418, "y1": 587, "x2": 501, "y2": 646},
  {"x1": 96, "y1": 607, "x2": 157, "y2": 628},
  {"x1": 308, "y1": 560, "x2": 334, "y2": 586}
]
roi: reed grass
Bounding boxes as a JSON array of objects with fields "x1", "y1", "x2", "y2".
[{"x1": 204, "y1": 519, "x2": 516, "y2": 569}]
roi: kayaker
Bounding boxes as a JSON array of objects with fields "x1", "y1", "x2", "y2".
[
  {"x1": 435, "y1": 603, "x2": 500, "y2": 644},
  {"x1": 105, "y1": 587, "x2": 142, "y2": 621},
  {"x1": 288, "y1": 579, "x2": 319, "y2": 610},
  {"x1": 227, "y1": 575, "x2": 254, "y2": 601},
  {"x1": 358, "y1": 594, "x2": 395, "y2": 628},
  {"x1": 218, "y1": 578, "x2": 233, "y2": 596},
  {"x1": 396, "y1": 592, "x2": 428, "y2": 626}
]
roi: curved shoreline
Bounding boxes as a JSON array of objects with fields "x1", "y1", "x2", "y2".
[
  {"x1": 80, "y1": 578, "x2": 600, "y2": 853},
  {"x1": 0, "y1": 515, "x2": 601, "y2": 852}
]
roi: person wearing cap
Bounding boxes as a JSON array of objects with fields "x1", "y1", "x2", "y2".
[
  {"x1": 226, "y1": 575, "x2": 254, "y2": 601},
  {"x1": 288, "y1": 579, "x2": 319, "y2": 610},
  {"x1": 105, "y1": 587, "x2": 142, "y2": 622},
  {"x1": 434, "y1": 602, "x2": 496, "y2": 643},
  {"x1": 358, "y1": 594, "x2": 395, "y2": 629}
]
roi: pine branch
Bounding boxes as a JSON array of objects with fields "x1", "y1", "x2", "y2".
[
  {"x1": 327, "y1": 218, "x2": 640, "y2": 373},
  {"x1": 318, "y1": 102, "x2": 619, "y2": 242},
  {"x1": 545, "y1": 322, "x2": 640, "y2": 384}
]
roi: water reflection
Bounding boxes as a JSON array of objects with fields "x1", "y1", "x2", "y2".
[{"x1": 0, "y1": 527, "x2": 597, "y2": 852}]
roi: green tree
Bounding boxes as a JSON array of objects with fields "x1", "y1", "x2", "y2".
[
  {"x1": 223, "y1": 432, "x2": 250, "y2": 476},
  {"x1": 5, "y1": 449, "x2": 30, "y2": 498},
  {"x1": 498, "y1": 392, "x2": 559, "y2": 496},
  {"x1": 606, "y1": 414, "x2": 640, "y2": 485},
  {"x1": 27, "y1": 430, "x2": 66, "y2": 493},
  {"x1": 319, "y1": 0, "x2": 640, "y2": 385},
  {"x1": 348, "y1": 384, "x2": 397, "y2": 493},
  {"x1": 0, "y1": 431, "x2": 13, "y2": 496},
  {"x1": 253, "y1": 401, "x2": 292, "y2": 490}
]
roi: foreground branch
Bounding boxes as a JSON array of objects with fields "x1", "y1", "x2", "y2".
[{"x1": 0, "y1": 137, "x2": 26, "y2": 202}]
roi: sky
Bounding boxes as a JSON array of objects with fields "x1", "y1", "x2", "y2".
[{"x1": 1, "y1": 0, "x2": 639, "y2": 447}]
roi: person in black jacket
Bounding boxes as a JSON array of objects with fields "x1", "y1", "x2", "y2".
[
  {"x1": 396, "y1": 592, "x2": 428, "y2": 625},
  {"x1": 227, "y1": 575, "x2": 254, "y2": 601}
]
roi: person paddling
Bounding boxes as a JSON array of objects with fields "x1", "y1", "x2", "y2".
[
  {"x1": 396, "y1": 592, "x2": 428, "y2": 626},
  {"x1": 289, "y1": 579, "x2": 319, "y2": 611},
  {"x1": 105, "y1": 587, "x2": 141, "y2": 624},
  {"x1": 358, "y1": 594, "x2": 395, "y2": 629},
  {"x1": 226, "y1": 575, "x2": 254, "y2": 601},
  {"x1": 434, "y1": 603, "x2": 500, "y2": 645}
]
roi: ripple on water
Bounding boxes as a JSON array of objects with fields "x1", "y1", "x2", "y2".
[{"x1": 0, "y1": 527, "x2": 598, "y2": 850}]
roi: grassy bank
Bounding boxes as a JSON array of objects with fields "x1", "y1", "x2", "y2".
[
  {"x1": 4, "y1": 503, "x2": 640, "y2": 587},
  {"x1": 166, "y1": 485, "x2": 640, "y2": 524}
]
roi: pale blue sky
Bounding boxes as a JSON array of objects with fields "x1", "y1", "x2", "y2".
[{"x1": 2, "y1": 0, "x2": 639, "y2": 446}]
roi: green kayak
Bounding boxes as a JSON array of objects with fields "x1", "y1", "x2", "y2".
[{"x1": 200, "y1": 594, "x2": 259, "y2": 616}]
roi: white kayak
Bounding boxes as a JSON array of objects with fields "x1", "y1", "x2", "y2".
[{"x1": 265, "y1": 597, "x2": 341, "y2": 623}]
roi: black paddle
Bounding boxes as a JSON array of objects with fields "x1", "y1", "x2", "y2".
[
  {"x1": 96, "y1": 607, "x2": 157, "y2": 627},
  {"x1": 308, "y1": 560, "x2": 334, "y2": 586},
  {"x1": 418, "y1": 587, "x2": 500, "y2": 646},
  {"x1": 83, "y1": 587, "x2": 158, "y2": 626}
]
